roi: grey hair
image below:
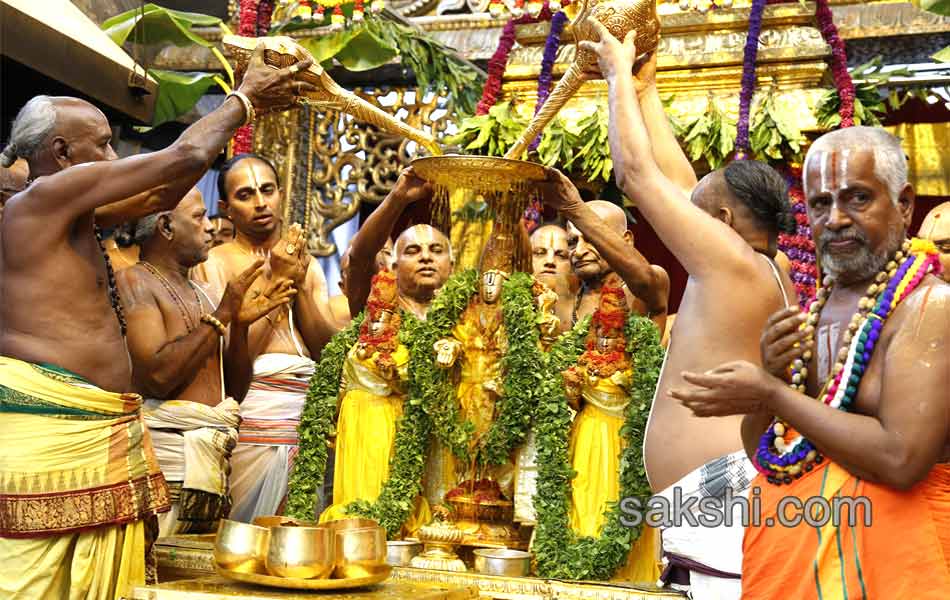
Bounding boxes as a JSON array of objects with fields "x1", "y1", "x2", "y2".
[
  {"x1": 134, "y1": 213, "x2": 162, "y2": 246},
  {"x1": 804, "y1": 126, "x2": 908, "y2": 205},
  {"x1": 1, "y1": 96, "x2": 58, "y2": 168}
]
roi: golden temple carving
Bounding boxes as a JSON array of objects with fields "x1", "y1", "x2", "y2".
[{"x1": 253, "y1": 88, "x2": 453, "y2": 256}]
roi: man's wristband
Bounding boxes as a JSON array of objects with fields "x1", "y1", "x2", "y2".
[
  {"x1": 227, "y1": 90, "x2": 256, "y2": 127},
  {"x1": 201, "y1": 313, "x2": 228, "y2": 337}
]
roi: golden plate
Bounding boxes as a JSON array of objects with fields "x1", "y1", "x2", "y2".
[
  {"x1": 411, "y1": 156, "x2": 548, "y2": 193},
  {"x1": 215, "y1": 564, "x2": 392, "y2": 590}
]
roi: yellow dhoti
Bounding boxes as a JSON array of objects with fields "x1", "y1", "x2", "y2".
[
  {"x1": 319, "y1": 345, "x2": 429, "y2": 535},
  {"x1": 568, "y1": 374, "x2": 660, "y2": 583},
  {"x1": 0, "y1": 357, "x2": 169, "y2": 599}
]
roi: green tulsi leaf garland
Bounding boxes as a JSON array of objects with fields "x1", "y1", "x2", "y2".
[
  {"x1": 346, "y1": 311, "x2": 433, "y2": 538},
  {"x1": 532, "y1": 314, "x2": 664, "y2": 580},
  {"x1": 481, "y1": 272, "x2": 544, "y2": 466},
  {"x1": 285, "y1": 312, "x2": 365, "y2": 520}
]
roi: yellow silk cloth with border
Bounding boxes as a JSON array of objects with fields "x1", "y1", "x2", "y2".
[
  {"x1": 568, "y1": 370, "x2": 660, "y2": 583},
  {"x1": 0, "y1": 356, "x2": 169, "y2": 599},
  {"x1": 319, "y1": 344, "x2": 430, "y2": 535}
]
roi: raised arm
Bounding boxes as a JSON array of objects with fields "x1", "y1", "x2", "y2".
[
  {"x1": 343, "y1": 168, "x2": 432, "y2": 316},
  {"x1": 630, "y1": 53, "x2": 697, "y2": 195},
  {"x1": 540, "y1": 168, "x2": 669, "y2": 320},
  {"x1": 27, "y1": 46, "x2": 313, "y2": 228},
  {"x1": 579, "y1": 22, "x2": 761, "y2": 278}
]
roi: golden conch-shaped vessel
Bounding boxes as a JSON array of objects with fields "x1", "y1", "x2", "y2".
[
  {"x1": 505, "y1": 0, "x2": 660, "y2": 160},
  {"x1": 223, "y1": 34, "x2": 442, "y2": 157}
]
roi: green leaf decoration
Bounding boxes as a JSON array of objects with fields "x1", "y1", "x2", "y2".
[
  {"x1": 285, "y1": 313, "x2": 365, "y2": 521},
  {"x1": 102, "y1": 3, "x2": 223, "y2": 48},
  {"x1": 749, "y1": 89, "x2": 806, "y2": 163},
  {"x1": 917, "y1": 0, "x2": 950, "y2": 16},
  {"x1": 296, "y1": 28, "x2": 362, "y2": 64},
  {"x1": 934, "y1": 45, "x2": 950, "y2": 63},
  {"x1": 148, "y1": 69, "x2": 223, "y2": 126},
  {"x1": 446, "y1": 102, "x2": 526, "y2": 157},
  {"x1": 333, "y1": 28, "x2": 398, "y2": 71},
  {"x1": 532, "y1": 314, "x2": 664, "y2": 579}
]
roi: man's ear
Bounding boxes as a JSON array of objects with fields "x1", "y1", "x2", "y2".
[
  {"x1": 160, "y1": 214, "x2": 174, "y2": 240},
  {"x1": 51, "y1": 137, "x2": 70, "y2": 169},
  {"x1": 718, "y1": 206, "x2": 734, "y2": 228},
  {"x1": 623, "y1": 230, "x2": 634, "y2": 245},
  {"x1": 897, "y1": 183, "x2": 915, "y2": 230}
]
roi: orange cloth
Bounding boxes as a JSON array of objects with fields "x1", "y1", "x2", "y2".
[{"x1": 742, "y1": 462, "x2": 950, "y2": 600}]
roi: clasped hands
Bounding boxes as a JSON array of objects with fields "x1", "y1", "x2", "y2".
[{"x1": 672, "y1": 307, "x2": 809, "y2": 418}]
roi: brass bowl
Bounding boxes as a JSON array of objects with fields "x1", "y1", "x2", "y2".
[
  {"x1": 447, "y1": 496, "x2": 515, "y2": 523},
  {"x1": 386, "y1": 540, "x2": 423, "y2": 567},
  {"x1": 320, "y1": 517, "x2": 379, "y2": 532},
  {"x1": 473, "y1": 548, "x2": 532, "y2": 577},
  {"x1": 214, "y1": 519, "x2": 270, "y2": 575},
  {"x1": 334, "y1": 526, "x2": 388, "y2": 579},
  {"x1": 266, "y1": 525, "x2": 334, "y2": 579},
  {"x1": 252, "y1": 515, "x2": 314, "y2": 528}
]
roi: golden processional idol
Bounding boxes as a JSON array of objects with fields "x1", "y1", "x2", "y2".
[{"x1": 221, "y1": 0, "x2": 663, "y2": 585}]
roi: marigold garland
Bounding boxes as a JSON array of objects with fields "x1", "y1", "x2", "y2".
[{"x1": 532, "y1": 314, "x2": 664, "y2": 580}]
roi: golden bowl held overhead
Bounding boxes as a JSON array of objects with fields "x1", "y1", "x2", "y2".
[
  {"x1": 333, "y1": 525, "x2": 389, "y2": 579},
  {"x1": 214, "y1": 519, "x2": 270, "y2": 575},
  {"x1": 266, "y1": 525, "x2": 334, "y2": 580}
]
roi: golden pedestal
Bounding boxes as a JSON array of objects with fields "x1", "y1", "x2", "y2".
[
  {"x1": 155, "y1": 535, "x2": 685, "y2": 600},
  {"x1": 128, "y1": 575, "x2": 478, "y2": 600}
]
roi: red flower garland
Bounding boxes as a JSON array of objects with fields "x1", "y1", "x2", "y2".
[
  {"x1": 476, "y1": 7, "x2": 552, "y2": 116},
  {"x1": 776, "y1": 165, "x2": 817, "y2": 306},
  {"x1": 815, "y1": 0, "x2": 855, "y2": 127},
  {"x1": 233, "y1": 0, "x2": 261, "y2": 155}
]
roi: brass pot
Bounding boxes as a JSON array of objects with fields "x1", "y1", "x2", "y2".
[
  {"x1": 333, "y1": 526, "x2": 388, "y2": 579},
  {"x1": 214, "y1": 519, "x2": 270, "y2": 575},
  {"x1": 321, "y1": 517, "x2": 379, "y2": 532},
  {"x1": 266, "y1": 525, "x2": 334, "y2": 579},
  {"x1": 473, "y1": 548, "x2": 532, "y2": 577},
  {"x1": 386, "y1": 540, "x2": 423, "y2": 567},
  {"x1": 252, "y1": 515, "x2": 314, "y2": 528}
]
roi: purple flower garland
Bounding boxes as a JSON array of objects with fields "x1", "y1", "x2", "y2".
[
  {"x1": 528, "y1": 9, "x2": 568, "y2": 152},
  {"x1": 733, "y1": 0, "x2": 767, "y2": 159}
]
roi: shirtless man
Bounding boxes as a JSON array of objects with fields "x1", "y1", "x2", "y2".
[
  {"x1": 530, "y1": 224, "x2": 577, "y2": 332},
  {"x1": 0, "y1": 45, "x2": 310, "y2": 598},
  {"x1": 341, "y1": 168, "x2": 435, "y2": 318},
  {"x1": 541, "y1": 184, "x2": 669, "y2": 335},
  {"x1": 118, "y1": 189, "x2": 296, "y2": 537},
  {"x1": 674, "y1": 126, "x2": 950, "y2": 598},
  {"x1": 391, "y1": 224, "x2": 453, "y2": 320},
  {"x1": 193, "y1": 152, "x2": 338, "y2": 522},
  {"x1": 581, "y1": 23, "x2": 796, "y2": 595},
  {"x1": 918, "y1": 201, "x2": 950, "y2": 280}
]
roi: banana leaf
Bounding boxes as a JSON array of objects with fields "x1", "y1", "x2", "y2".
[
  {"x1": 102, "y1": 3, "x2": 228, "y2": 48},
  {"x1": 149, "y1": 70, "x2": 226, "y2": 127},
  {"x1": 333, "y1": 29, "x2": 398, "y2": 71},
  {"x1": 917, "y1": 0, "x2": 950, "y2": 15},
  {"x1": 297, "y1": 28, "x2": 363, "y2": 64},
  {"x1": 934, "y1": 46, "x2": 950, "y2": 63}
]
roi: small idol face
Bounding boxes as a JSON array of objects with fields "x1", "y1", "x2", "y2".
[
  {"x1": 803, "y1": 147, "x2": 912, "y2": 283},
  {"x1": 369, "y1": 309, "x2": 395, "y2": 336},
  {"x1": 595, "y1": 335, "x2": 625, "y2": 353},
  {"x1": 481, "y1": 270, "x2": 505, "y2": 304}
]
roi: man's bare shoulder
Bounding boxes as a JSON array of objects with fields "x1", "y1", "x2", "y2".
[
  {"x1": 116, "y1": 264, "x2": 160, "y2": 309},
  {"x1": 887, "y1": 274, "x2": 950, "y2": 345}
]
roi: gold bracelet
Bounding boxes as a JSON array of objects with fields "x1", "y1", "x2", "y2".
[
  {"x1": 201, "y1": 313, "x2": 228, "y2": 337},
  {"x1": 226, "y1": 90, "x2": 256, "y2": 126}
]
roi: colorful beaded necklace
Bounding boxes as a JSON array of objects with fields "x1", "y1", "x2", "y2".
[{"x1": 755, "y1": 238, "x2": 942, "y2": 485}]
